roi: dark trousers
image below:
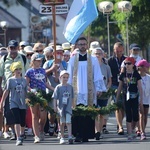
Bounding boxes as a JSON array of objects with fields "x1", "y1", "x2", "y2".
[{"x1": 72, "y1": 115, "x2": 95, "y2": 140}]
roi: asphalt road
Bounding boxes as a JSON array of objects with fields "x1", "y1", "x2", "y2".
[{"x1": 0, "y1": 113, "x2": 150, "y2": 150}]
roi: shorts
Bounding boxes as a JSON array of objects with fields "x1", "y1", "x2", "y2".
[
  {"x1": 60, "y1": 113, "x2": 71, "y2": 123},
  {"x1": 97, "y1": 99, "x2": 108, "y2": 108},
  {"x1": 143, "y1": 104, "x2": 149, "y2": 108}
]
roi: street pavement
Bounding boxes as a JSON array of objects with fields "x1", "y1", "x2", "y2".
[{"x1": 0, "y1": 113, "x2": 150, "y2": 150}]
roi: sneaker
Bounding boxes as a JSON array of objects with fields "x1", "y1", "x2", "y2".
[
  {"x1": 27, "y1": 128, "x2": 33, "y2": 136},
  {"x1": 140, "y1": 133, "x2": 146, "y2": 140},
  {"x1": 68, "y1": 138, "x2": 73, "y2": 144},
  {"x1": 103, "y1": 127, "x2": 109, "y2": 134},
  {"x1": 20, "y1": 134, "x2": 26, "y2": 142},
  {"x1": 34, "y1": 136, "x2": 40, "y2": 143},
  {"x1": 10, "y1": 134, "x2": 16, "y2": 140},
  {"x1": 136, "y1": 130, "x2": 141, "y2": 137},
  {"x1": 127, "y1": 135, "x2": 133, "y2": 141},
  {"x1": 95, "y1": 132, "x2": 100, "y2": 140},
  {"x1": 40, "y1": 132, "x2": 45, "y2": 141},
  {"x1": 57, "y1": 131, "x2": 61, "y2": 139},
  {"x1": 60, "y1": 138, "x2": 65, "y2": 144},
  {"x1": 3, "y1": 132, "x2": 10, "y2": 139},
  {"x1": 16, "y1": 139, "x2": 23, "y2": 146}
]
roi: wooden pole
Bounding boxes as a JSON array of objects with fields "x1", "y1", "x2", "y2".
[{"x1": 52, "y1": 4, "x2": 57, "y2": 63}]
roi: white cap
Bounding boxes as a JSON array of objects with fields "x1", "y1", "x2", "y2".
[
  {"x1": 60, "y1": 70, "x2": 69, "y2": 77},
  {"x1": 24, "y1": 46, "x2": 34, "y2": 53},
  {"x1": 62, "y1": 42, "x2": 71, "y2": 50},
  {"x1": 19, "y1": 41, "x2": 28, "y2": 46},
  {"x1": 43, "y1": 46, "x2": 53, "y2": 54},
  {"x1": 63, "y1": 50, "x2": 70, "y2": 55},
  {"x1": 90, "y1": 41, "x2": 100, "y2": 51}
]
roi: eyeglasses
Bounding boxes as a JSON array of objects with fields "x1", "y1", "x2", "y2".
[
  {"x1": 124, "y1": 62, "x2": 132, "y2": 65},
  {"x1": 95, "y1": 53, "x2": 103, "y2": 56},
  {"x1": 27, "y1": 53, "x2": 33, "y2": 57},
  {"x1": 78, "y1": 43, "x2": 87, "y2": 46},
  {"x1": 36, "y1": 49, "x2": 43, "y2": 53}
]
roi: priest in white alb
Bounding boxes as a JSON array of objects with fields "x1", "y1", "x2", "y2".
[{"x1": 67, "y1": 37, "x2": 106, "y2": 142}]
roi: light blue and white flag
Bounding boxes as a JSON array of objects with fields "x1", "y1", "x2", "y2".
[{"x1": 63, "y1": 0, "x2": 98, "y2": 44}]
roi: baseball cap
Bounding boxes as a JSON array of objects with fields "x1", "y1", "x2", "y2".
[
  {"x1": 63, "y1": 50, "x2": 70, "y2": 55},
  {"x1": 136, "y1": 59, "x2": 150, "y2": 67},
  {"x1": 19, "y1": 41, "x2": 28, "y2": 46},
  {"x1": 124, "y1": 57, "x2": 136, "y2": 65},
  {"x1": 8, "y1": 40, "x2": 18, "y2": 47},
  {"x1": 89, "y1": 41, "x2": 100, "y2": 51},
  {"x1": 129, "y1": 43, "x2": 141, "y2": 50},
  {"x1": 60, "y1": 70, "x2": 69, "y2": 78},
  {"x1": 31, "y1": 53, "x2": 43, "y2": 61}
]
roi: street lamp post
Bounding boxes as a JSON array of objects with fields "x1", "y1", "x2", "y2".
[
  {"x1": 117, "y1": 1, "x2": 132, "y2": 56},
  {"x1": 0, "y1": 21, "x2": 9, "y2": 47},
  {"x1": 98, "y1": 1, "x2": 132, "y2": 57},
  {"x1": 98, "y1": 1, "x2": 113, "y2": 58}
]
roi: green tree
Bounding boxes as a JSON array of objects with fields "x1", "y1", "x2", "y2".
[{"x1": 92, "y1": 0, "x2": 150, "y2": 59}]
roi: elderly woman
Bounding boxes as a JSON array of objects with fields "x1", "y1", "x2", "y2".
[
  {"x1": 43, "y1": 46, "x2": 54, "y2": 61},
  {"x1": 92, "y1": 47, "x2": 112, "y2": 140}
]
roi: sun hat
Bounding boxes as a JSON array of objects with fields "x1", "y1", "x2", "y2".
[
  {"x1": 24, "y1": 46, "x2": 34, "y2": 53},
  {"x1": 62, "y1": 42, "x2": 71, "y2": 50},
  {"x1": 43, "y1": 46, "x2": 53, "y2": 54},
  {"x1": 33, "y1": 43, "x2": 44, "y2": 51}
]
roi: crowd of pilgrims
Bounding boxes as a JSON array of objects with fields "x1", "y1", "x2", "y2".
[{"x1": 0, "y1": 38, "x2": 150, "y2": 146}]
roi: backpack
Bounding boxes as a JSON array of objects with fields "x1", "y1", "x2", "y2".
[{"x1": 3, "y1": 54, "x2": 26, "y2": 67}]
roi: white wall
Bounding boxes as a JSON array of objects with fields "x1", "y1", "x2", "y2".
[{"x1": 0, "y1": 0, "x2": 69, "y2": 44}]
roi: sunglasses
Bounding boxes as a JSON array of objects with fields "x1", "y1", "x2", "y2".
[
  {"x1": 36, "y1": 49, "x2": 43, "y2": 53},
  {"x1": 9, "y1": 47, "x2": 17, "y2": 49},
  {"x1": 56, "y1": 52, "x2": 63, "y2": 55},
  {"x1": 15, "y1": 68, "x2": 22, "y2": 71},
  {"x1": 124, "y1": 62, "x2": 132, "y2": 65},
  {"x1": 27, "y1": 53, "x2": 33, "y2": 57}
]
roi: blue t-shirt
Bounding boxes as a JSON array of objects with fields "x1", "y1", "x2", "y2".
[{"x1": 25, "y1": 67, "x2": 46, "y2": 91}]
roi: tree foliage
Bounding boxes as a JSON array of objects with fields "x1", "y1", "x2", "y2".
[
  {"x1": 92, "y1": 0, "x2": 150, "y2": 58},
  {"x1": 2, "y1": 0, "x2": 150, "y2": 58}
]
